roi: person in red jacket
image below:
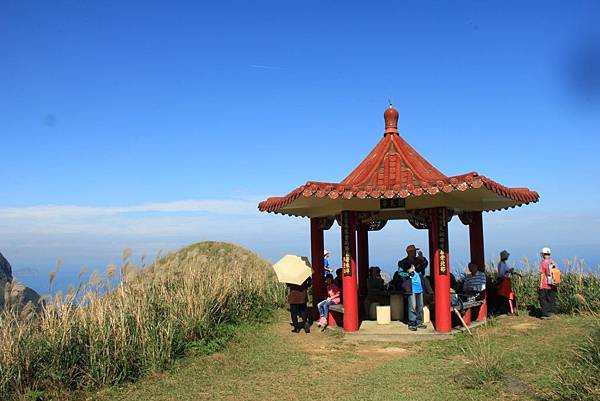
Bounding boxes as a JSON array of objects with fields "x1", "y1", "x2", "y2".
[
  {"x1": 539, "y1": 247, "x2": 558, "y2": 320},
  {"x1": 316, "y1": 274, "x2": 341, "y2": 331}
]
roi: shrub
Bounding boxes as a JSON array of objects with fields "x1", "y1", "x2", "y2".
[{"x1": 0, "y1": 241, "x2": 286, "y2": 400}]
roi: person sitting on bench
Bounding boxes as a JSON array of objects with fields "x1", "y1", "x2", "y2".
[
  {"x1": 316, "y1": 274, "x2": 341, "y2": 331},
  {"x1": 367, "y1": 266, "x2": 385, "y2": 292},
  {"x1": 364, "y1": 266, "x2": 387, "y2": 319},
  {"x1": 333, "y1": 268, "x2": 343, "y2": 302},
  {"x1": 463, "y1": 262, "x2": 487, "y2": 296}
]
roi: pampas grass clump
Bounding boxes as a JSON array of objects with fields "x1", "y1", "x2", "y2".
[{"x1": 0, "y1": 241, "x2": 286, "y2": 400}]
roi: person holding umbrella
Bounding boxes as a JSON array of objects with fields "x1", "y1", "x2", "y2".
[
  {"x1": 287, "y1": 278, "x2": 312, "y2": 333},
  {"x1": 273, "y1": 255, "x2": 314, "y2": 334}
]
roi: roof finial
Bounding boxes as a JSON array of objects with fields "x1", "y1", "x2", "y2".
[{"x1": 383, "y1": 102, "x2": 399, "y2": 136}]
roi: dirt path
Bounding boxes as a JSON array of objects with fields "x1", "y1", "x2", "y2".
[{"x1": 274, "y1": 317, "x2": 411, "y2": 367}]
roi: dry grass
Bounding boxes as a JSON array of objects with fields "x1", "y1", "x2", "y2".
[
  {"x1": 485, "y1": 257, "x2": 600, "y2": 315},
  {"x1": 0, "y1": 241, "x2": 286, "y2": 400},
  {"x1": 458, "y1": 332, "x2": 506, "y2": 388}
]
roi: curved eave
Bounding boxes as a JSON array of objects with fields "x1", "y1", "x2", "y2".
[{"x1": 257, "y1": 173, "x2": 539, "y2": 218}]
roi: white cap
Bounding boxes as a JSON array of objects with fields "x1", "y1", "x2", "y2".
[
  {"x1": 324, "y1": 249, "x2": 329, "y2": 256},
  {"x1": 541, "y1": 247, "x2": 551, "y2": 255}
]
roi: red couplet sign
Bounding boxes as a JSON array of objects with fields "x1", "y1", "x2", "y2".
[
  {"x1": 340, "y1": 211, "x2": 359, "y2": 331},
  {"x1": 432, "y1": 208, "x2": 451, "y2": 333}
]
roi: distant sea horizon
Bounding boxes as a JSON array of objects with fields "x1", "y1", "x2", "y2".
[{"x1": 13, "y1": 252, "x2": 600, "y2": 297}]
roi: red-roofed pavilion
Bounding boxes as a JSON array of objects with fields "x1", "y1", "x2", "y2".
[{"x1": 259, "y1": 105, "x2": 539, "y2": 333}]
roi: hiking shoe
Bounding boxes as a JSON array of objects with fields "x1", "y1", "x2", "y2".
[
  {"x1": 408, "y1": 325, "x2": 417, "y2": 331},
  {"x1": 417, "y1": 324, "x2": 427, "y2": 329},
  {"x1": 291, "y1": 328, "x2": 301, "y2": 333},
  {"x1": 540, "y1": 315, "x2": 549, "y2": 320}
]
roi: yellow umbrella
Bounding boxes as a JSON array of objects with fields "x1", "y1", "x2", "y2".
[{"x1": 272, "y1": 255, "x2": 313, "y2": 285}]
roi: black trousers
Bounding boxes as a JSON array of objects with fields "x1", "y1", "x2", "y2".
[
  {"x1": 539, "y1": 288, "x2": 557, "y2": 316},
  {"x1": 289, "y1": 303, "x2": 309, "y2": 329}
]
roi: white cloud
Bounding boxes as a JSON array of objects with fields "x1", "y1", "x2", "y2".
[
  {"x1": 0, "y1": 198, "x2": 309, "y2": 271},
  {"x1": 0, "y1": 199, "x2": 258, "y2": 220}
]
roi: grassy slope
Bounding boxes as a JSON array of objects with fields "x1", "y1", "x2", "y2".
[
  {"x1": 2, "y1": 241, "x2": 285, "y2": 401},
  {"x1": 93, "y1": 311, "x2": 595, "y2": 401}
]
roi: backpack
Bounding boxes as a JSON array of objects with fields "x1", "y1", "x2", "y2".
[{"x1": 550, "y1": 263, "x2": 561, "y2": 285}]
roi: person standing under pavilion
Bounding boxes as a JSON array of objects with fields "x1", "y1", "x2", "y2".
[
  {"x1": 323, "y1": 249, "x2": 334, "y2": 276},
  {"x1": 398, "y1": 245, "x2": 430, "y2": 331},
  {"x1": 398, "y1": 244, "x2": 429, "y2": 274}
]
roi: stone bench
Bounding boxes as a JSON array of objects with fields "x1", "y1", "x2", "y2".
[{"x1": 327, "y1": 303, "x2": 344, "y2": 327}]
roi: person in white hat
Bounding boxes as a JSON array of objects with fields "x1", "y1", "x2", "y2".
[
  {"x1": 539, "y1": 247, "x2": 558, "y2": 319},
  {"x1": 323, "y1": 249, "x2": 334, "y2": 276},
  {"x1": 496, "y1": 250, "x2": 516, "y2": 315}
]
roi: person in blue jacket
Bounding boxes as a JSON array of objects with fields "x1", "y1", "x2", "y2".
[
  {"x1": 323, "y1": 249, "x2": 334, "y2": 276},
  {"x1": 398, "y1": 244, "x2": 429, "y2": 331}
]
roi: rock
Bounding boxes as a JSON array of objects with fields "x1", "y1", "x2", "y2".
[
  {"x1": 0, "y1": 252, "x2": 42, "y2": 316},
  {"x1": 0, "y1": 252, "x2": 13, "y2": 284},
  {"x1": 4, "y1": 279, "x2": 41, "y2": 312}
]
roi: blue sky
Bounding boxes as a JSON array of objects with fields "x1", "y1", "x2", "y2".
[{"x1": 1, "y1": 1, "x2": 599, "y2": 293}]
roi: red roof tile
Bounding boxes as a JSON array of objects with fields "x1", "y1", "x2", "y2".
[{"x1": 258, "y1": 106, "x2": 539, "y2": 216}]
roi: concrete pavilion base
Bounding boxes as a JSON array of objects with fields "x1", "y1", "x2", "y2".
[{"x1": 340, "y1": 320, "x2": 487, "y2": 343}]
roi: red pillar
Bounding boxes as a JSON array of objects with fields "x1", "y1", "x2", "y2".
[
  {"x1": 431, "y1": 208, "x2": 452, "y2": 333},
  {"x1": 310, "y1": 218, "x2": 325, "y2": 318},
  {"x1": 341, "y1": 211, "x2": 359, "y2": 332},
  {"x1": 469, "y1": 211, "x2": 487, "y2": 320},
  {"x1": 357, "y1": 223, "x2": 369, "y2": 303}
]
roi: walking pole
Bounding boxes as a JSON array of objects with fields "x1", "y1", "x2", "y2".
[{"x1": 453, "y1": 308, "x2": 472, "y2": 336}]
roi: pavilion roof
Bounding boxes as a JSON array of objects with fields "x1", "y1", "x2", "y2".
[{"x1": 258, "y1": 106, "x2": 539, "y2": 218}]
